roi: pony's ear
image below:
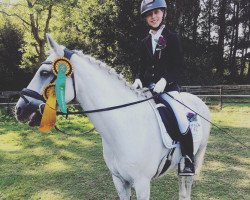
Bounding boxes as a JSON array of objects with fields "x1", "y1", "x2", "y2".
[{"x1": 46, "y1": 33, "x2": 64, "y2": 57}]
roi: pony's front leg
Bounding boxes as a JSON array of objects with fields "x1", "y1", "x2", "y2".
[
  {"x1": 112, "y1": 175, "x2": 131, "y2": 200},
  {"x1": 186, "y1": 176, "x2": 193, "y2": 199},
  {"x1": 178, "y1": 176, "x2": 193, "y2": 200},
  {"x1": 134, "y1": 178, "x2": 151, "y2": 200}
]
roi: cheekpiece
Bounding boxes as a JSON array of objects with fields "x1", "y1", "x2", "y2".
[
  {"x1": 43, "y1": 84, "x2": 55, "y2": 101},
  {"x1": 52, "y1": 58, "x2": 73, "y2": 77}
]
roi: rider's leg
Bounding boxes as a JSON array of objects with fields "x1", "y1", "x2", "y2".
[
  {"x1": 160, "y1": 91, "x2": 195, "y2": 175},
  {"x1": 179, "y1": 128, "x2": 195, "y2": 176}
]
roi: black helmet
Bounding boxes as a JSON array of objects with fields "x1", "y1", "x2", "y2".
[{"x1": 140, "y1": 0, "x2": 167, "y2": 16}]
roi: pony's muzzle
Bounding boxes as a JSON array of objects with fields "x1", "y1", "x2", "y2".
[
  {"x1": 16, "y1": 106, "x2": 22, "y2": 116},
  {"x1": 15, "y1": 98, "x2": 40, "y2": 123}
]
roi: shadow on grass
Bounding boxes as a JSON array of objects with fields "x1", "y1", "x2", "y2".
[
  {"x1": 0, "y1": 116, "x2": 117, "y2": 199},
  {"x1": 191, "y1": 126, "x2": 249, "y2": 200}
]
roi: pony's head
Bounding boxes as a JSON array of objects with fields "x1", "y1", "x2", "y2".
[{"x1": 15, "y1": 34, "x2": 75, "y2": 126}]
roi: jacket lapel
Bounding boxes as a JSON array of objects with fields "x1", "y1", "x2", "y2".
[
  {"x1": 142, "y1": 35, "x2": 153, "y2": 58},
  {"x1": 161, "y1": 27, "x2": 170, "y2": 39},
  {"x1": 154, "y1": 28, "x2": 170, "y2": 59},
  {"x1": 142, "y1": 28, "x2": 170, "y2": 59}
]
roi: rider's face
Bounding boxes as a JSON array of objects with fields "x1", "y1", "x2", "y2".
[{"x1": 145, "y1": 9, "x2": 164, "y2": 28}]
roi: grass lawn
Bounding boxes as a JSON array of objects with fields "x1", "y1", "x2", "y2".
[{"x1": 0, "y1": 105, "x2": 249, "y2": 200}]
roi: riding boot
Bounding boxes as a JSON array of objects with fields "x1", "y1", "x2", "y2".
[{"x1": 178, "y1": 128, "x2": 195, "y2": 176}]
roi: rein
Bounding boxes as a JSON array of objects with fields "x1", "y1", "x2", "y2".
[
  {"x1": 56, "y1": 93, "x2": 160, "y2": 116},
  {"x1": 165, "y1": 92, "x2": 249, "y2": 149}
]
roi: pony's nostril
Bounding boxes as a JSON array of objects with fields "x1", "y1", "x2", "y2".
[{"x1": 16, "y1": 106, "x2": 22, "y2": 116}]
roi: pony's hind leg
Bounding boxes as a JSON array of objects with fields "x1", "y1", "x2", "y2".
[
  {"x1": 178, "y1": 176, "x2": 193, "y2": 200},
  {"x1": 112, "y1": 175, "x2": 131, "y2": 200}
]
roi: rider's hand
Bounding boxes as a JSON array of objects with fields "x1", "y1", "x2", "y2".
[
  {"x1": 132, "y1": 79, "x2": 143, "y2": 89},
  {"x1": 153, "y1": 78, "x2": 167, "y2": 93}
]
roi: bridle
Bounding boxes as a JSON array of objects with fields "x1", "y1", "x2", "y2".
[{"x1": 20, "y1": 48, "x2": 77, "y2": 113}]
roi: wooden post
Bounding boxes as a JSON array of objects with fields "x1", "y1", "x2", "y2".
[{"x1": 220, "y1": 86, "x2": 223, "y2": 109}]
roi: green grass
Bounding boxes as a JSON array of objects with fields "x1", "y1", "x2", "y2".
[{"x1": 0, "y1": 105, "x2": 249, "y2": 200}]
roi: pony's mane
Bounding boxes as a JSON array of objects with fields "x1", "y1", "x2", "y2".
[{"x1": 73, "y1": 50, "x2": 150, "y2": 98}]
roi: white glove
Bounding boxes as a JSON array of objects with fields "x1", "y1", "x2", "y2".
[
  {"x1": 132, "y1": 79, "x2": 143, "y2": 89},
  {"x1": 153, "y1": 78, "x2": 167, "y2": 93}
]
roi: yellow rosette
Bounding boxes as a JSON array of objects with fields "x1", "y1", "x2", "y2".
[{"x1": 39, "y1": 84, "x2": 57, "y2": 133}]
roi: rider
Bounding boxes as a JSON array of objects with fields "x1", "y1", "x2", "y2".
[{"x1": 133, "y1": 0, "x2": 195, "y2": 176}]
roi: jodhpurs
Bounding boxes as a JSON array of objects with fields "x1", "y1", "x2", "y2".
[{"x1": 160, "y1": 91, "x2": 189, "y2": 134}]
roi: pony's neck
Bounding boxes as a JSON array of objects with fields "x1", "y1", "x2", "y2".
[
  {"x1": 72, "y1": 54, "x2": 144, "y2": 110},
  {"x1": 69, "y1": 53, "x2": 164, "y2": 156}
]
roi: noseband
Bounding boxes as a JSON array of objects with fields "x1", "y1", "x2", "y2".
[{"x1": 20, "y1": 48, "x2": 76, "y2": 112}]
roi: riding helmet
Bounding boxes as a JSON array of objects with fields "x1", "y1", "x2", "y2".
[{"x1": 140, "y1": 0, "x2": 167, "y2": 16}]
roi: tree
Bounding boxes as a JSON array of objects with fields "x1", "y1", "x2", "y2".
[
  {"x1": 0, "y1": 0, "x2": 78, "y2": 68},
  {"x1": 0, "y1": 0, "x2": 54, "y2": 67},
  {"x1": 0, "y1": 22, "x2": 25, "y2": 90},
  {"x1": 0, "y1": 0, "x2": 249, "y2": 88},
  {"x1": 216, "y1": 0, "x2": 227, "y2": 79}
]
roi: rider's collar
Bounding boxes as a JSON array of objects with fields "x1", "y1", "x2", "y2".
[{"x1": 149, "y1": 25, "x2": 165, "y2": 36}]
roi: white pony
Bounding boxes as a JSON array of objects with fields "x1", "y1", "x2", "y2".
[{"x1": 15, "y1": 35, "x2": 211, "y2": 200}]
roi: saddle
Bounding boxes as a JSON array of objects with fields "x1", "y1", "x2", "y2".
[
  {"x1": 151, "y1": 94, "x2": 203, "y2": 177},
  {"x1": 151, "y1": 94, "x2": 203, "y2": 153}
]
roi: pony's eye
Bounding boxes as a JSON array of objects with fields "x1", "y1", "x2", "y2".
[{"x1": 40, "y1": 70, "x2": 51, "y2": 77}]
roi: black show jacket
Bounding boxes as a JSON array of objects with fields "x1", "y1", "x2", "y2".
[{"x1": 136, "y1": 28, "x2": 184, "y2": 92}]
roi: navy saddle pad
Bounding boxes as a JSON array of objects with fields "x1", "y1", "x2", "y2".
[{"x1": 155, "y1": 96, "x2": 180, "y2": 141}]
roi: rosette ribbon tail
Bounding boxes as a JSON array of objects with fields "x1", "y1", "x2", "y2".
[
  {"x1": 39, "y1": 88, "x2": 57, "y2": 132},
  {"x1": 55, "y1": 64, "x2": 67, "y2": 114}
]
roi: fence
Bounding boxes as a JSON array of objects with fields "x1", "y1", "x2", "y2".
[
  {"x1": 1, "y1": 85, "x2": 250, "y2": 110},
  {"x1": 0, "y1": 91, "x2": 19, "y2": 115},
  {"x1": 181, "y1": 85, "x2": 250, "y2": 109},
  {"x1": 0, "y1": 91, "x2": 19, "y2": 102}
]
